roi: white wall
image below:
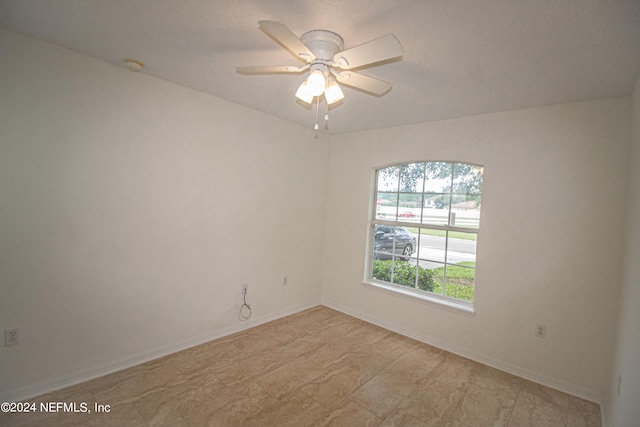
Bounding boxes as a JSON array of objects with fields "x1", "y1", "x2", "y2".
[
  {"x1": 322, "y1": 97, "x2": 631, "y2": 401},
  {"x1": 605, "y1": 74, "x2": 640, "y2": 426},
  {"x1": 0, "y1": 29, "x2": 329, "y2": 400}
]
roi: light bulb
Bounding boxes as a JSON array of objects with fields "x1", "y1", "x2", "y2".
[{"x1": 306, "y1": 70, "x2": 326, "y2": 97}]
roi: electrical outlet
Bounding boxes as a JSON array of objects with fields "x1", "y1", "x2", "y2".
[
  {"x1": 534, "y1": 323, "x2": 546, "y2": 338},
  {"x1": 242, "y1": 283, "x2": 248, "y2": 294},
  {"x1": 282, "y1": 276, "x2": 288, "y2": 285},
  {"x1": 5, "y1": 328, "x2": 20, "y2": 346}
]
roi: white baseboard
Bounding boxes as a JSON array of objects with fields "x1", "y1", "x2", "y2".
[
  {"x1": 321, "y1": 299, "x2": 604, "y2": 405},
  {"x1": 0, "y1": 302, "x2": 317, "y2": 403}
]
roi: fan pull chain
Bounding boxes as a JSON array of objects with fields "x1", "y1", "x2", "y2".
[{"x1": 314, "y1": 96, "x2": 320, "y2": 130}]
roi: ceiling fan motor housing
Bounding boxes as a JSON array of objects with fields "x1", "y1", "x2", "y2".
[{"x1": 301, "y1": 30, "x2": 344, "y2": 62}]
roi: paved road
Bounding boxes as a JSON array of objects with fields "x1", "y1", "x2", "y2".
[{"x1": 412, "y1": 234, "x2": 476, "y2": 269}]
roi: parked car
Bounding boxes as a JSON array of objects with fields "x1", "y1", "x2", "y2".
[
  {"x1": 374, "y1": 225, "x2": 416, "y2": 260},
  {"x1": 398, "y1": 211, "x2": 416, "y2": 218}
]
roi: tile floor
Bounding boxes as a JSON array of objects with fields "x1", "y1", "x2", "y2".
[{"x1": 1, "y1": 306, "x2": 601, "y2": 426}]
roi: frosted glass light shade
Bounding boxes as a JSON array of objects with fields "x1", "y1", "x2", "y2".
[
  {"x1": 295, "y1": 80, "x2": 314, "y2": 104},
  {"x1": 306, "y1": 70, "x2": 326, "y2": 96},
  {"x1": 325, "y1": 81, "x2": 344, "y2": 104}
]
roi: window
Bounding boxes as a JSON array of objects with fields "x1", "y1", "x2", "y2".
[{"x1": 367, "y1": 162, "x2": 483, "y2": 306}]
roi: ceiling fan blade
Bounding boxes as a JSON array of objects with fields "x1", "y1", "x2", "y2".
[
  {"x1": 236, "y1": 65, "x2": 309, "y2": 74},
  {"x1": 333, "y1": 34, "x2": 403, "y2": 69},
  {"x1": 258, "y1": 20, "x2": 316, "y2": 62},
  {"x1": 334, "y1": 71, "x2": 393, "y2": 96}
]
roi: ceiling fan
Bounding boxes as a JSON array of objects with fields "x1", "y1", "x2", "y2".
[{"x1": 236, "y1": 21, "x2": 403, "y2": 129}]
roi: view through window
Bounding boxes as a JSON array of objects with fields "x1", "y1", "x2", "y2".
[{"x1": 369, "y1": 162, "x2": 483, "y2": 304}]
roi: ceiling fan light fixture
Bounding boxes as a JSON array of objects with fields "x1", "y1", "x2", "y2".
[
  {"x1": 306, "y1": 69, "x2": 326, "y2": 96},
  {"x1": 295, "y1": 80, "x2": 314, "y2": 104},
  {"x1": 238, "y1": 21, "x2": 403, "y2": 129},
  {"x1": 325, "y1": 80, "x2": 344, "y2": 104}
]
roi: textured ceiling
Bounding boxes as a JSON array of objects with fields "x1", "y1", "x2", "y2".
[{"x1": 1, "y1": 0, "x2": 639, "y2": 134}]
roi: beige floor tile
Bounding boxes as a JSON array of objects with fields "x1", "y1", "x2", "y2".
[
  {"x1": 387, "y1": 343, "x2": 446, "y2": 382},
  {"x1": 520, "y1": 380, "x2": 570, "y2": 409},
  {"x1": 380, "y1": 408, "x2": 429, "y2": 427},
  {"x1": 429, "y1": 353, "x2": 482, "y2": 392},
  {"x1": 82, "y1": 364, "x2": 148, "y2": 398},
  {"x1": 348, "y1": 375, "x2": 414, "y2": 419},
  {"x1": 355, "y1": 340, "x2": 446, "y2": 412},
  {"x1": 133, "y1": 367, "x2": 225, "y2": 426},
  {"x1": 209, "y1": 348, "x2": 288, "y2": 388},
  {"x1": 258, "y1": 318, "x2": 309, "y2": 339},
  {"x1": 12, "y1": 306, "x2": 601, "y2": 427},
  {"x1": 53, "y1": 382, "x2": 97, "y2": 401},
  {"x1": 291, "y1": 307, "x2": 353, "y2": 335},
  {"x1": 219, "y1": 326, "x2": 296, "y2": 358},
  {"x1": 378, "y1": 358, "x2": 431, "y2": 396},
  {"x1": 308, "y1": 341, "x2": 361, "y2": 369},
  {"x1": 241, "y1": 391, "x2": 331, "y2": 427},
  {"x1": 256, "y1": 356, "x2": 328, "y2": 399},
  {"x1": 365, "y1": 330, "x2": 418, "y2": 360},
  {"x1": 321, "y1": 401, "x2": 382, "y2": 427},
  {"x1": 567, "y1": 396, "x2": 601, "y2": 427},
  {"x1": 182, "y1": 381, "x2": 278, "y2": 427},
  {"x1": 277, "y1": 334, "x2": 328, "y2": 359},
  {"x1": 450, "y1": 382, "x2": 516, "y2": 427},
  {"x1": 82, "y1": 404, "x2": 148, "y2": 426},
  {"x1": 92, "y1": 358, "x2": 187, "y2": 407},
  {"x1": 342, "y1": 322, "x2": 391, "y2": 349},
  {"x1": 300, "y1": 364, "x2": 371, "y2": 409},
  {"x1": 395, "y1": 377, "x2": 465, "y2": 427},
  {"x1": 473, "y1": 365, "x2": 523, "y2": 397},
  {"x1": 344, "y1": 347, "x2": 397, "y2": 377},
  {"x1": 509, "y1": 388, "x2": 568, "y2": 426},
  {"x1": 315, "y1": 315, "x2": 369, "y2": 341},
  {"x1": 167, "y1": 339, "x2": 241, "y2": 376},
  {"x1": 157, "y1": 417, "x2": 189, "y2": 427}
]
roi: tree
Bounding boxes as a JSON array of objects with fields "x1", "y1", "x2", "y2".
[{"x1": 378, "y1": 162, "x2": 482, "y2": 205}]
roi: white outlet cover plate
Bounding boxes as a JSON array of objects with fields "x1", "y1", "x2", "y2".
[{"x1": 5, "y1": 328, "x2": 20, "y2": 346}]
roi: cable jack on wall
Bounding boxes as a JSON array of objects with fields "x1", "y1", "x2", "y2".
[{"x1": 240, "y1": 284, "x2": 252, "y2": 321}]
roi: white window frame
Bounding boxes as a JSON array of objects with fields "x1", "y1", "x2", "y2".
[{"x1": 363, "y1": 161, "x2": 483, "y2": 315}]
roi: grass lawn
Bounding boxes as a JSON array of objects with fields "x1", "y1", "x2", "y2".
[
  {"x1": 405, "y1": 227, "x2": 477, "y2": 241},
  {"x1": 432, "y1": 262, "x2": 475, "y2": 301},
  {"x1": 372, "y1": 259, "x2": 476, "y2": 303}
]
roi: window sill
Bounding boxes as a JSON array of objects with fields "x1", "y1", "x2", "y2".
[{"x1": 362, "y1": 280, "x2": 475, "y2": 317}]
